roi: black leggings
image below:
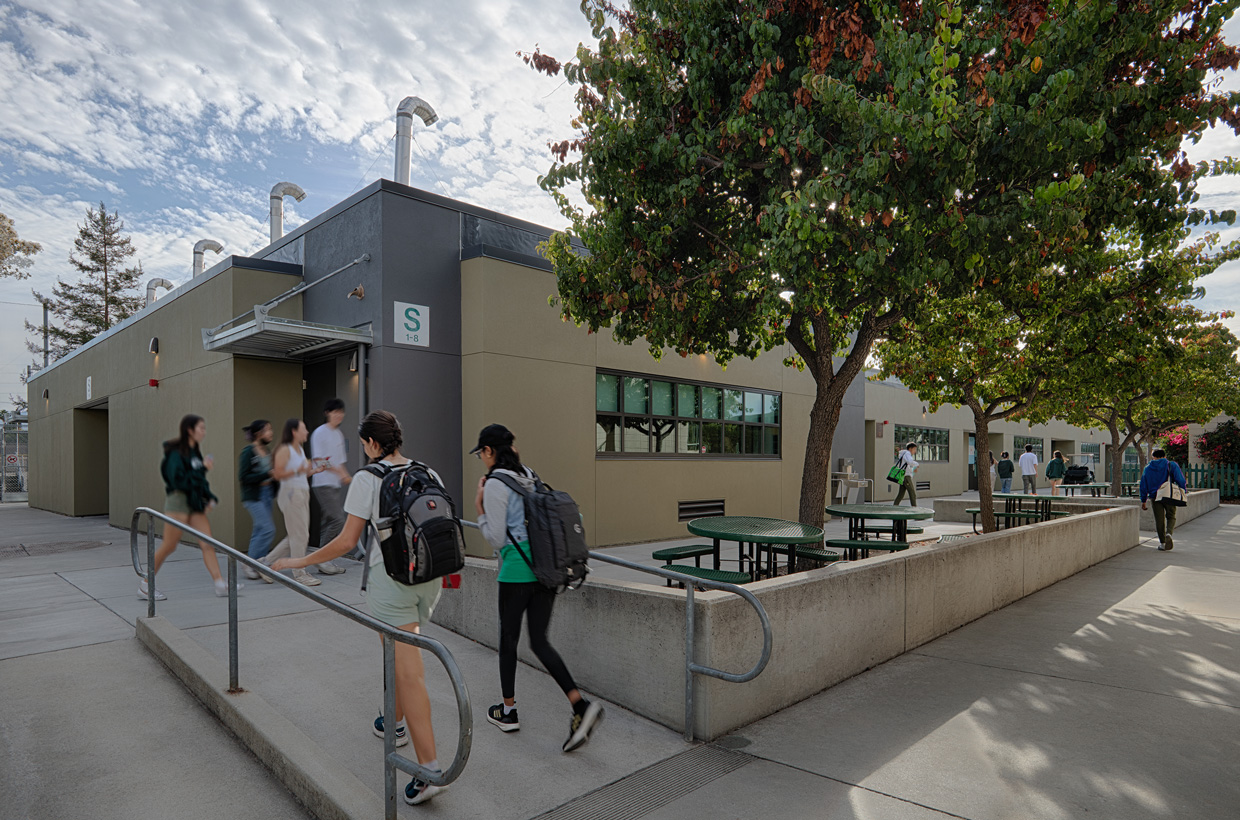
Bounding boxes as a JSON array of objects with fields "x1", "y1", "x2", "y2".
[{"x1": 498, "y1": 582, "x2": 576, "y2": 700}]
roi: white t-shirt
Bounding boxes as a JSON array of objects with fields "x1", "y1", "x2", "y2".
[
  {"x1": 342, "y1": 459, "x2": 445, "y2": 567},
  {"x1": 310, "y1": 424, "x2": 348, "y2": 488},
  {"x1": 897, "y1": 450, "x2": 919, "y2": 474},
  {"x1": 1019, "y1": 451, "x2": 1039, "y2": 476}
]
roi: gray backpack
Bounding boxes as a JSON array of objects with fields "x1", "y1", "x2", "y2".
[{"x1": 490, "y1": 471, "x2": 589, "y2": 591}]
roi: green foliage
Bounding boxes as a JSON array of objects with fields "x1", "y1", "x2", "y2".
[
  {"x1": 1196, "y1": 419, "x2": 1240, "y2": 465},
  {"x1": 27, "y1": 203, "x2": 145, "y2": 362},
  {"x1": 0, "y1": 212, "x2": 40, "y2": 280},
  {"x1": 530, "y1": 0, "x2": 1240, "y2": 522}
]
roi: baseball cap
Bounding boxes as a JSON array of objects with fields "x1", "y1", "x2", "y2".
[{"x1": 469, "y1": 423, "x2": 513, "y2": 454}]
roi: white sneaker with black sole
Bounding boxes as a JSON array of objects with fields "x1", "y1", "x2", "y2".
[
  {"x1": 316, "y1": 560, "x2": 346, "y2": 575},
  {"x1": 372, "y1": 714, "x2": 409, "y2": 747},
  {"x1": 138, "y1": 580, "x2": 166, "y2": 601}
]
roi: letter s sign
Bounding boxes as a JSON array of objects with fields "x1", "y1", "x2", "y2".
[{"x1": 393, "y1": 301, "x2": 430, "y2": 347}]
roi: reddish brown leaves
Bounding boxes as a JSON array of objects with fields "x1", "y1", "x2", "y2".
[
  {"x1": 518, "y1": 48, "x2": 562, "y2": 76},
  {"x1": 741, "y1": 61, "x2": 774, "y2": 111}
]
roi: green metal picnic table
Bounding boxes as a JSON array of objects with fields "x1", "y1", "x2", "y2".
[
  {"x1": 1060, "y1": 483, "x2": 1113, "y2": 497},
  {"x1": 687, "y1": 516, "x2": 825, "y2": 580}
]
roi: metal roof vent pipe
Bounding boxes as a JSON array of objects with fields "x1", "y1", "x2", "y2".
[
  {"x1": 193, "y1": 239, "x2": 223, "y2": 277},
  {"x1": 269, "y1": 182, "x2": 306, "y2": 244},
  {"x1": 394, "y1": 96, "x2": 438, "y2": 186},
  {"x1": 145, "y1": 278, "x2": 175, "y2": 307}
]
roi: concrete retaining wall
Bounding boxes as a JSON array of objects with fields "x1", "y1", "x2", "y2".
[
  {"x1": 933, "y1": 489, "x2": 1218, "y2": 532},
  {"x1": 433, "y1": 506, "x2": 1139, "y2": 740}
]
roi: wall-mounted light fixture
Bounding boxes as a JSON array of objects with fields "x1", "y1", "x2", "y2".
[
  {"x1": 41, "y1": 388, "x2": 49, "y2": 399},
  {"x1": 148, "y1": 337, "x2": 159, "y2": 355},
  {"x1": 348, "y1": 351, "x2": 358, "y2": 373},
  {"x1": 922, "y1": 405, "x2": 928, "y2": 419}
]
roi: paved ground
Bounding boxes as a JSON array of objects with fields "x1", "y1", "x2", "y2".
[{"x1": 2, "y1": 502, "x2": 1238, "y2": 819}]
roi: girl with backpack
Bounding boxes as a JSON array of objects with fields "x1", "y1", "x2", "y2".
[
  {"x1": 272, "y1": 410, "x2": 446, "y2": 805},
  {"x1": 472, "y1": 423, "x2": 604, "y2": 753},
  {"x1": 1046, "y1": 450, "x2": 1067, "y2": 496},
  {"x1": 262, "y1": 418, "x2": 324, "y2": 586},
  {"x1": 140, "y1": 414, "x2": 239, "y2": 601}
]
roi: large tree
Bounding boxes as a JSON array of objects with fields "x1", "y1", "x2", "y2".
[
  {"x1": 529, "y1": 0, "x2": 1240, "y2": 525},
  {"x1": 26, "y1": 202, "x2": 145, "y2": 362},
  {"x1": 0, "y1": 212, "x2": 41, "y2": 280}
]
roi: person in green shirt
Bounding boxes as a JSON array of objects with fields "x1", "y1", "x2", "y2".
[
  {"x1": 996, "y1": 452, "x2": 1015, "y2": 493},
  {"x1": 473, "y1": 423, "x2": 604, "y2": 753},
  {"x1": 1046, "y1": 450, "x2": 1067, "y2": 496}
]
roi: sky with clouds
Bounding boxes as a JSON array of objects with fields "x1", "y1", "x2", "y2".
[{"x1": 0, "y1": 2, "x2": 1238, "y2": 411}]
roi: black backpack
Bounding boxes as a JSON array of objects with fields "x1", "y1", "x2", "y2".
[
  {"x1": 360, "y1": 461, "x2": 465, "y2": 590},
  {"x1": 489, "y1": 471, "x2": 589, "y2": 591}
]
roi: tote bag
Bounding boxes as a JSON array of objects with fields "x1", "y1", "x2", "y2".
[
  {"x1": 1156, "y1": 479, "x2": 1187, "y2": 507},
  {"x1": 886, "y1": 455, "x2": 906, "y2": 485}
]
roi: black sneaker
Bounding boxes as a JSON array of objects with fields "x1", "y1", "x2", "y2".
[
  {"x1": 404, "y1": 775, "x2": 444, "y2": 805},
  {"x1": 372, "y1": 714, "x2": 409, "y2": 747},
  {"x1": 486, "y1": 703, "x2": 520, "y2": 732},
  {"x1": 562, "y1": 701, "x2": 604, "y2": 752},
  {"x1": 1164, "y1": 535, "x2": 1173, "y2": 551}
]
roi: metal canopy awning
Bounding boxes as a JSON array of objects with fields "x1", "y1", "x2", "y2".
[{"x1": 203, "y1": 313, "x2": 372, "y2": 360}]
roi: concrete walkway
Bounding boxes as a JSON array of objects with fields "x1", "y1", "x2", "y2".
[{"x1": 2, "y1": 502, "x2": 1238, "y2": 818}]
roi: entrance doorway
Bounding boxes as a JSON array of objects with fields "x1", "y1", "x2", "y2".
[{"x1": 967, "y1": 432, "x2": 978, "y2": 491}]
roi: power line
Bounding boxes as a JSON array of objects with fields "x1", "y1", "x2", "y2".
[
  {"x1": 352, "y1": 132, "x2": 397, "y2": 194},
  {"x1": 410, "y1": 133, "x2": 451, "y2": 196}
]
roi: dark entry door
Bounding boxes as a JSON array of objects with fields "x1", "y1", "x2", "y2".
[{"x1": 967, "y1": 433, "x2": 978, "y2": 491}]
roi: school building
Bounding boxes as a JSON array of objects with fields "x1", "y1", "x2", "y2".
[{"x1": 25, "y1": 174, "x2": 1112, "y2": 552}]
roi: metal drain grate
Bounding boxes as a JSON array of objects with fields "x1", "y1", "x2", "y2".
[
  {"x1": 0, "y1": 540, "x2": 110, "y2": 560},
  {"x1": 532, "y1": 745, "x2": 752, "y2": 820}
]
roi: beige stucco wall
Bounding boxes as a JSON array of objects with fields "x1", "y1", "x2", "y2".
[
  {"x1": 460, "y1": 256, "x2": 819, "y2": 549},
  {"x1": 27, "y1": 266, "x2": 304, "y2": 548},
  {"x1": 863, "y1": 377, "x2": 1110, "y2": 501}
]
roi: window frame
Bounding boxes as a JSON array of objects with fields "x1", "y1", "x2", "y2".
[
  {"x1": 1013, "y1": 436, "x2": 1045, "y2": 461},
  {"x1": 595, "y1": 369, "x2": 781, "y2": 459},
  {"x1": 893, "y1": 424, "x2": 950, "y2": 463}
]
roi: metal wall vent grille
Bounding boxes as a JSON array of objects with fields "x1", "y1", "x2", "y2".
[{"x1": 678, "y1": 499, "x2": 725, "y2": 521}]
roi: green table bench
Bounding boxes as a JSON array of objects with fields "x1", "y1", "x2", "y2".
[
  {"x1": 652, "y1": 544, "x2": 717, "y2": 587},
  {"x1": 966, "y1": 508, "x2": 1042, "y2": 534},
  {"x1": 662, "y1": 564, "x2": 751, "y2": 588},
  {"x1": 825, "y1": 538, "x2": 910, "y2": 561},
  {"x1": 861, "y1": 524, "x2": 924, "y2": 536}
]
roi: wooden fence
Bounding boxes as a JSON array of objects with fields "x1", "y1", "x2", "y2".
[{"x1": 1123, "y1": 463, "x2": 1240, "y2": 497}]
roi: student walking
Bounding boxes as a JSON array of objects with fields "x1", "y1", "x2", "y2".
[
  {"x1": 996, "y1": 452, "x2": 1015, "y2": 493},
  {"x1": 892, "y1": 442, "x2": 920, "y2": 506},
  {"x1": 988, "y1": 450, "x2": 997, "y2": 490},
  {"x1": 1140, "y1": 448, "x2": 1188, "y2": 551},
  {"x1": 238, "y1": 419, "x2": 276, "y2": 581},
  {"x1": 473, "y1": 423, "x2": 603, "y2": 752},
  {"x1": 140, "y1": 414, "x2": 239, "y2": 601},
  {"x1": 1019, "y1": 444, "x2": 1039, "y2": 495},
  {"x1": 1045, "y1": 450, "x2": 1067, "y2": 496},
  {"x1": 273, "y1": 410, "x2": 446, "y2": 805},
  {"x1": 309, "y1": 398, "x2": 350, "y2": 576},
  {"x1": 263, "y1": 419, "x2": 323, "y2": 587}
]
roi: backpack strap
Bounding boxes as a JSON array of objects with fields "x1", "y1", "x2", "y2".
[{"x1": 487, "y1": 472, "x2": 539, "y2": 576}]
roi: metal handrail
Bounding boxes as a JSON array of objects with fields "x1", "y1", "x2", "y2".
[
  {"x1": 130, "y1": 507, "x2": 471, "y2": 820},
  {"x1": 459, "y1": 520, "x2": 773, "y2": 742}
]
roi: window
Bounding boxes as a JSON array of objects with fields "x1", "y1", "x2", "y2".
[
  {"x1": 1014, "y1": 436, "x2": 1044, "y2": 460},
  {"x1": 894, "y1": 426, "x2": 950, "y2": 462},
  {"x1": 595, "y1": 369, "x2": 781, "y2": 458}
]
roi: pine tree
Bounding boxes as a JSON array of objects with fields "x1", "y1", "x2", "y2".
[{"x1": 26, "y1": 203, "x2": 145, "y2": 361}]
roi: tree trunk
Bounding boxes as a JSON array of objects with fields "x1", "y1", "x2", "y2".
[
  {"x1": 1107, "y1": 423, "x2": 1138, "y2": 496},
  {"x1": 972, "y1": 413, "x2": 996, "y2": 532},
  {"x1": 797, "y1": 379, "x2": 849, "y2": 527}
]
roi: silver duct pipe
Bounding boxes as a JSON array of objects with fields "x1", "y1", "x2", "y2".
[
  {"x1": 193, "y1": 239, "x2": 223, "y2": 277},
  {"x1": 145, "y1": 278, "x2": 175, "y2": 307},
  {"x1": 269, "y1": 181, "x2": 306, "y2": 244},
  {"x1": 394, "y1": 96, "x2": 438, "y2": 186}
]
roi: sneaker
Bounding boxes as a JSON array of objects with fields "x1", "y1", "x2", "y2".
[
  {"x1": 214, "y1": 579, "x2": 245, "y2": 597},
  {"x1": 404, "y1": 776, "x2": 443, "y2": 806},
  {"x1": 1157, "y1": 544, "x2": 1167, "y2": 551},
  {"x1": 562, "y1": 701, "x2": 604, "y2": 753},
  {"x1": 486, "y1": 704, "x2": 520, "y2": 732},
  {"x1": 1164, "y1": 535, "x2": 1173, "y2": 551},
  {"x1": 372, "y1": 715, "x2": 409, "y2": 747},
  {"x1": 316, "y1": 560, "x2": 346, "y2": 576},
  {"x1": 138, "y1": 579, "x2": 166, "y2": 601},
  {"x1": 292, "y1": 570, "x2": 321, "y2": 587},
  {"x1": 243, "y1": 564, "x2": 261, "y2": 581}
]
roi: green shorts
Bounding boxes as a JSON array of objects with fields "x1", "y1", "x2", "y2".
[
  {"x1": 164, "y1": 491, "x2": 192, "y2": 515},
  {"x1": 366, "y1": 567, "x2": 441, "y2": 628}
]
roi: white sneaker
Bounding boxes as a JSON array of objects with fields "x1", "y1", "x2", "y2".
[
  {"x1": 316, "y1": 560, "x2": 346, "y2": 576},
  {"x1": 293, "y1": 570, "x2": 321, "y2": 587},
  {"x1": 214, "y1": 579, "x2": 245, "y2": 597},
  {"x1": 243, "y1": 565, "x2": 261, "y2": 580},
  {"x1": 138, "y1": 580, "x2": 166, "y2": 601}
]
